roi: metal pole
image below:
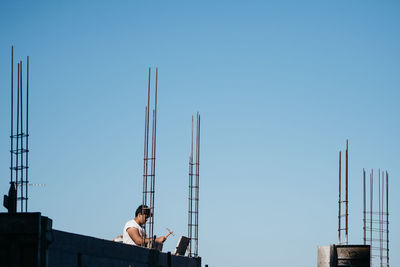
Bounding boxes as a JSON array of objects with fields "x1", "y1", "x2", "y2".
[
  {"x1": 363, "y1": 168, "x2": 366, "y2": 245},
  {"x1": 386, "y1": 172, "x2": 389, "y2": 267},
  {"x1": 25, "y1": 56, "x2": 29, "y2": 212},
  {"x1": 379, "y1": 169, "x2": 382, "y2": 266},
  {"x1": 370, "y1": 169, "x2": 373, "y2": 264},
  {"x1": 338, "y1": 151, "x2": 341, "y2": 244},
  {"x1": 144, "y1": 67, "x2": 151, "y2": 208},
  {"x1": 150, "y1": 109, "x2": 155, "y2": 241},
  {"x1": 142, "y1": 106, "x2": 148, "y2": 217},
  {"x1": 195, "y1": 113, "x2": 200, "y2": 256},
  {"x1": 150, "y1": 68, "x2": 158, "y2": 242},
  {"x1": 345, "y1": 139, "x2": 348, "y2": 245},
  {"x1": 143, "y1": 68, "x2": 151, "y2": 222},
  {"x1": 141, "y1": 67, "x2": 151, "y2": 245},
  {"x1": 195, "y1": 113, "x2": 199, "y2": 256},
  {"x1": 10, "y1": 46, "x2": 14, "y2": 185},
  {"x1": 16, "y1": 62, "x2": 20, "y2": 212},
  {"x1": 382, "y1": 171, "x2": 384, "y2": 267},
  {"x1": 20, "y1": 61, "x2": 24, "y2": 213},
  {"x1": 188, "y1": 115, "x2": 194, "y2": 257}
]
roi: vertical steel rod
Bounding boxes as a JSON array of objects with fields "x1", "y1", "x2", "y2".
[
  {"x1": 150, "y1": 68, "x2": 158, "y2": 241},
  {"x1": 386, "y1": 172, "x2": 389, "y2": 267},
  {"x1": 25, "y1": 56, "x2": 29, "y2": 212},
  {"x1": 382, "y1": 171, "x2": 384, "y2": 267},
  {"x1": 379, "y1": 169, "x2": 382, "y2": 266},
  {"x1": 144, "y1": 67, "x2": 151, "y2": 207},
  {"x1": 195, "y1": 113, "x2": 198, "y2": 256},
  {"x1": 141, "y1": 67, "x2": 151, "y2": 245},
  {"x1": 142, "y1": 107, "x2": 148, "y2": 211},
  {"x1": 345, "y1": 139, "x2": 348, "y2": 244},
  {"x1": 188, "y1": 115, "x2": 194, "y2": 257},
  {"x1": 370, "y1": 169, "x2": 373, "y2": 265},
  {"x1": 338, "y1": 151, "x2": 341, "y2": 244},
  {"x1": 150, "y1": 109, "x2": 156, "y2": 240},
  {"x1": 194, "y1": 112, "x2": 200, "y2": 256},
  {"x1": 142, "y1": 67, "x2": 151, "y2": 241},
  {"x1": 10, "y1": 46, "x2": 14, "y2": 185},
  {"x1": 16, "y1": 62, "x2": 20, "y2": 211},
  {"x1": 19, "y1": 61, "x2": 24, "y2": 213},
  {"x1": 363, "y1": 168, "x2": 366, "y2": 245}
]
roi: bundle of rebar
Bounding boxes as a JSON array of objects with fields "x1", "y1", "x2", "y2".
[
  {"x1": 142, "y1": 68, "x2": 158, "y2": 246},
  {"x1": 363, "y1": 169, "x2": 389, "y2": 267},
  {"x1": 338, "y1": 140, "x2": 349, "y2": 245},
  {"x1": 9, "y1": 46, "x2": 30, "y2": 213},
  {"x1": 188, "y1": 113, "x2": 200, "y2": 257}
]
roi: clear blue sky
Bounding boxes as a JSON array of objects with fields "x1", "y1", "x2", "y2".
[{"x1": 0, "y1": 1, "x2": 399, "y2": 267}]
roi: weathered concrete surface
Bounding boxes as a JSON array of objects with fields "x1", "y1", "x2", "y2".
[
  {"x1": 318, "y1": 245, "x2": 335, "y2": 267},
  {"x1": 48, "y1": 230, "x2": 201, "y2": 267},
  {"x1": 317, "y1": 244, "x2": 370, "y2": 267},
  {"x1": 0, "y1": 212, "x2": 52, "y2": 267},
  {"x1": 0, "y1": 212, "x2": 201, "y2": 267},
  {"x1": 336, "y1": 245, "x2": 370, "y2": 267}
]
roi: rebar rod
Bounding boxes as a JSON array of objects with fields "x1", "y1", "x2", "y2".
[
  {"x1": 143, "y1": 106, "x2": 148, "y2": 210},
  {"x1": 195, "y1": 114, "x2": 198, "y2": 256},
  {"x1": 10, "y1": 46, "x2": 13, "y2": 185},
  {"x1": 19, "y1": 61, "x2": 24, "y2": 212},
  {"x1": 16, "y1": 62, "x2": 20, "y2": 211},
  {"x1": 144, "y1": 67, "x2": 151, "y2": 207},
  {"x1": 150, "y1": 68, "x2": 158, "y2": 242},
  {"x1": 25, "y1": 56, "x2": 29, "y2": 212},
  {"x1": 141, "y1": 68, "x2": 151, "y2": 245},
  {"x1": 194, "y1": 113, "x2": 200, "y2": 256},
  {"x1": 370, "y1": 169, "x2": 373, "y2": 266},
  {"x1": 188, "y1": 115, "x2": 194, "y2": 257},
  {"x1": 382, "y1": 171, "x2": 384, "y2": 267},
  {"x1": 363, "y1": 168, "x2": 366, "y2": 245},
  {"x1": 345, "y1": 139, "x2": 348, "y2": 245},
  {"x1": 150, "y1": 109, "x2": 156, "y2": 241},
  {"x1": 338, "y1": 151, "x2": 341, "y2": 244},
  {"x1": 379, "y1": 169, "x2": 382, "y2": 266},
  {"x1": 386, "y1": 172, "x2": 389, "y2": 267},
  {"x1": 142, "y1": 68, "x2": 151, "y2": 244}
]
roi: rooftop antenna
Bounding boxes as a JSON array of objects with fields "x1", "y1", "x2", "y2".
[
  {"x1": 363, "y1": 169, "x2": 389, "y2": 267},
  {"x1": 142, "y1": 67, "x2": 158, "y2": 247},
  {"x1": 188, "y1": 112, "x2": 200, "y2": 257},
  {"x1": 338, "y1": 139, "x2": 349, "y2": 245},
  {"x1": 4, "y1": 46, "x2": 29, "y2": 213}
]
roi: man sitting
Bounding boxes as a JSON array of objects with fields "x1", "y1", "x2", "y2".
[{"x1": 123, "y1": 205, "x2": 170, "y2": 246}]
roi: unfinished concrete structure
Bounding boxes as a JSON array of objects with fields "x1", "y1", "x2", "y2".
[
  {"x1": 2, "y1": 52, "x2": 204, "y2": 266},
  {"x1": 0, "y1": 213, "x2": 201, "y2": 267},
  {"x1": 318, "y1": 141, "x2": 371, "y2": 267}
]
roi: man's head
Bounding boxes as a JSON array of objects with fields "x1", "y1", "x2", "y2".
[{"x1": 135, "y1": 205, "x2": 152, "y2": 225}]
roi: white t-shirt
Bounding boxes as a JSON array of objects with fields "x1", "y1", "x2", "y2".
[{"x1": 123, "y1": 219, "x2": 145, "y2": 245}]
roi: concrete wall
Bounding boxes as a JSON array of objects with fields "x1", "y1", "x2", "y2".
[
  {"x1": 48, "y1": 230, "x2": 201, "y2": 267},
  {"x1": 0, "y1": 213, "x2": 201, "y2": 267},
  {"x1": 317, "y1": 244, "x2": 370, "y2": 267}
]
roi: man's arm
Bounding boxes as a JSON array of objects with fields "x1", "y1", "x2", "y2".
[
  {"x1": 127, "y1": 227, "x2": 170, "y2": 245},
  {"x1": 154, "y1": 231, "x2": 172, "y2": 243},
  {"x1": 126, "y1": 227, "x2": 148, "y2": 245}
]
